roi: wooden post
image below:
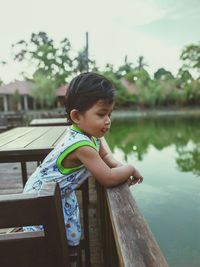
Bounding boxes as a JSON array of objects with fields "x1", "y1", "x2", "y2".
[{"x1": 3, "y1": 95, "x2": 8, "y2": 112}]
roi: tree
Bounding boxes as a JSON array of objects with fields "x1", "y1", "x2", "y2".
[
  {"x1": 104, "y1": 63, "x2": 114, "y2": 72},
  {"x1": 180, "y1": 42, "x2": 200, "y2": 73},
  {"x1": 116, "y1": 55, "x2": 134, "y2": 78},
  {"x1": 125, "y1": 68, "x2": 150, "y2": 86},
  {"x1": 73, "y1": 46, "x2": 97, "y2": 73},
  {"x1": 136, "y1": 56, "x2": 148, "y2": 70},
  {"x1": 12, "y1": 32, "x2": 73, "y2": 87},
  {"x1": 31, "y1": 72, "x2": 57, "y2": 108},
  {"x1": 176, "y1": 68, "x2": 193, "y2": 89},
  {"x1": 154, "y1": 68, "x2": 174, "y2": 81}
]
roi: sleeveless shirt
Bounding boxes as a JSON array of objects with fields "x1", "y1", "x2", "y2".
[{"x1": 23, "y1": 124, "x2": 100, "y2": 195}]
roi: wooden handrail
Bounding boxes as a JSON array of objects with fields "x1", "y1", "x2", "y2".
[
  {"x1": 96, "y1": 139, "x2": 169, "y2": 267},
  {"x1": 106, "y1": 184, "x2": 169, "y2": 267}
]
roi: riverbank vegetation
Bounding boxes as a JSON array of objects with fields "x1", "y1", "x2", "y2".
[{"x1": 1, "y1": 32, "x2": 200, "y2": 109}]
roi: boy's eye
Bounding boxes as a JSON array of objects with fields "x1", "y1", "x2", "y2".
[{"x1": 97, "y1": 113, "x2": 105, "y2": 117}]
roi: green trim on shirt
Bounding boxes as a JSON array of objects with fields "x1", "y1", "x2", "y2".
[
  {"x1": 56, "y1": 140, "x2": 97, "y2": 175},
  {"x1": 70, "y1": 124, "x2": 83, "y2": 134},
  {"x1": 71, "y1": 124, "x2": 99, "y2": 147}
]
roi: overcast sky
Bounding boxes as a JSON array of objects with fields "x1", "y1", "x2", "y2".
[{"x1": 0, "y1": 0, "x2": 200, "y2": 83}]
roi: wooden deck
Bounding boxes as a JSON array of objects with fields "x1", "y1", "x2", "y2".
[{"x1": 0, "y1": 162, "x2": 103, "y2": 267}]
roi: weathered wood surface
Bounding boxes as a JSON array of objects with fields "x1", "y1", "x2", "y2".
[
  {"x1": 0, "y1": 182, "x2": 70, "y2": 267},
  {"x1": 30, "y1": 118, "x2": 67, "y2": 126},
  {"x1": 106, "y1": 184, "x2": 169, "y2": 267},
  {"x1": 0, "y1": 126, "x2": 67, "y2": 154},
  {"x1": 0, "y1": 126, "x2": 68, "y2": 188},
  {"x1": 101, "y1": 139, "x2": 169, "y2": 267}
]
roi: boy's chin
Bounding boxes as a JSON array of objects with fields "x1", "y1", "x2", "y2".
[{"x1": 98, "y1": 133, "x2": 106, "y2": 138}]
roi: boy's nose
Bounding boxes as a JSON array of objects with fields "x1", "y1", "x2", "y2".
[{"x1": 105, "y1": 116, "x2": 111, "y2": 125}]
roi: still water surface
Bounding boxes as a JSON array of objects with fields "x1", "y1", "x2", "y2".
[{"x1": 106, "y1": 116, "x2": 200, "y2": 267}]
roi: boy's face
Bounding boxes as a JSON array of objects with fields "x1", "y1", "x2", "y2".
[{"x1": 77, "y1": 100, "x2": 114, "y2": 138}]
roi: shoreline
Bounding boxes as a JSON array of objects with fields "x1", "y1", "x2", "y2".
[
  {"x1": 112, "y1": 108, "x2": 200, "y2": 118},
  {"x1": 1, "y1": 107, "x2": 200, "y2": 120}
]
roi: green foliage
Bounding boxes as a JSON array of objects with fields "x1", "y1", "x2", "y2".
[
  {"x1": 106, "y1": 116, "x2": 200, "y2": 173},
  {"x1": 176, "y1": 146, "x2": 200, "y2": 176},
  {"x1": 136, "y1": 79, "x2": 164, "y2": 107},
  {"x1": 100, "y1": 64, "x2": 200, "y2": 108},
  {"x1": 136, "y1": 56, "x2": 148, "y2": 70},
  {"x1": 73, "y1": 47, "x2": 97, "y2": 73},
  {"x1": 125, "y1": 69, "x2": 150, "y2": 85},
  {"x1": 12, "y1": 90, "x2": 21, "y2": 111},
  {"x1": 12, "y1": 32, "x2": 73, "y2": 87},
  {"x1": 99, "y1": 70, "x2": 134, "y2": 107},
  {"x1": 154, "y1": 68, "x2": 174, "y2": 81},
  {"x1": 115, "y1": 55, "x2": 134, "y2": 78},
  {"x1": 180, "y1": 43, "x2": 200, "y2": 72},
  {"x1": 183, "y1": 80, "x2": 200, "y2": 104},
  {"x1": 31, "y1": 72, "x2": 57, "y2": 108},
  {"x1": 8, "y1": 33, "x2": 200, "y2": 109}
]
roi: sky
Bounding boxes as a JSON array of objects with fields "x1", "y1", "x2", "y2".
[{"x1": 0, "y1": 0, "x2": 200, "y2": 83}]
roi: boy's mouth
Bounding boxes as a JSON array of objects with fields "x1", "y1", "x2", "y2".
[{"x1": 101, "y1": 128, "x2": 109, "y2": 133}]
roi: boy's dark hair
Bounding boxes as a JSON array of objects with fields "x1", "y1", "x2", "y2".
[{"x1": 65, "y1": 72, "x2": 116, "y2": 125}]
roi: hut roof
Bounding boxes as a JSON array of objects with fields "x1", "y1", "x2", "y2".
[
  {"x1": 0, "y1": 81, "x2": 69, "y2": 97},
  {"x1": 0, "y1": 80, "x2": 33, "y2": 96}
]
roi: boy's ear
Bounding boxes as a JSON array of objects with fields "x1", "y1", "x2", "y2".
[{"x1": 70, "y1": 109, "x2": 80, "y2": 124}]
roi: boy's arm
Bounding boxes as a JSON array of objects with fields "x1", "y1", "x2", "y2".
[
  {"x1": 99, "y1": 139, "x2": 122, "y2": 167},
  {"x1": 75, "y1": 145, "x2": 134, "y2": 187},
  {"x1": 99, "y1": 139, "x2": 143, "y2": 185}
]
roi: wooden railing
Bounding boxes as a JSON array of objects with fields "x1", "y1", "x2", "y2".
[
  {"x1": 96, "y1": 140, "x2": 169, "y2": 267},
  {"x1": 96, "y1": 183, "x2": 169, "y2": 267}
]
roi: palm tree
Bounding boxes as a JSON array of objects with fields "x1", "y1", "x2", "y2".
[{"x1": 136, "y1": 56, "x2": 148, "y2": 70}]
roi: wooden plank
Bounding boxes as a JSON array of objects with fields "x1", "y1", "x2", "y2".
[
  {"x1": 0, "y1": 127, "x2": 50, "y2": 150},
  {"x1": 54, "y1": 129, "x2": 69, "y2": 146},
  {"x1": 0, "y1": 127, "x2": 67, "y2": 152},
  {"x1": 0, "y1": 127, "x2": 33, "y2": 147},
  {"x1": 0, "y1": 231, "x2": 45, "y2": 240},
  {"x1": 0, "y1": 232, "x2": 50, "y2": 267},
  {"x1": 0, "y1": 182, "x2": 70, "y2": 267},
  {"x1": 0, "y1": 198, "x2": 48, "y2": 228},
  {"x1": 101, "y1": 139, "x2": 169, "y2": 267},
  {"x1": 106, "y1": 184, "x2": 169, "y2": 267},
  {"x1": 27, "y1": 126, "x2": 67, "y2": 149},
  {"x1": 30, "y1": 118, "x2": 67, "y2": 126}
]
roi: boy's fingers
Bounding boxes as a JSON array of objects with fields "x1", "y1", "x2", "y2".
[{"x1": 128, "y1": 175, "x2": 144, "y2": 186}]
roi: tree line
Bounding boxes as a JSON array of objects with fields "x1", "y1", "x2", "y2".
[{"x1": 1, "y1": 32, "x2": 200, "y2": 108}]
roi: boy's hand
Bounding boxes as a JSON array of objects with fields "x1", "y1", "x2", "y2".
[
  {"x1": 114, "y1": 162, "x2": 143, "y2": 186},
  {"x1": 127, "y1": 169, "x2": 143, "y2": 186}
]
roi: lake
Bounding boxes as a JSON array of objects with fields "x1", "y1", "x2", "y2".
[{"x1": 105, "y1": 115, "x2": 200, "y2": 267}]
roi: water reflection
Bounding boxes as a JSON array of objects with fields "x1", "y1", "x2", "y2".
[
  {"x1": 105, "y1": 116, "x2": 200, "y2": 267},
  {"x1": 176, "y1": 144, "x2": 200, "y2": 176},
  {"x1": 106, "y1": 116, "x2": 200, "y2": 176}
]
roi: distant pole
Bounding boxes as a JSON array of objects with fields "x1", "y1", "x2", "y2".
[{"x1": 86, "y1": 32, "x2": 89, "y2": 72}]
